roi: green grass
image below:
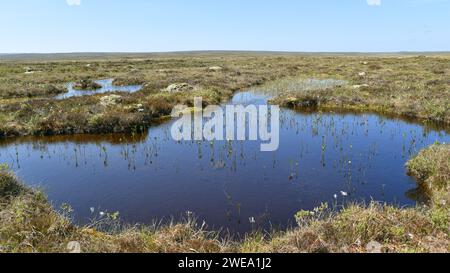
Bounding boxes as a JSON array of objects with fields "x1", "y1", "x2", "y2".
[
  {"x1": 0, "y1": 168, "x2": 27, "y2": 199},
  {"x1": 1, "y1": 53, "x2": 449, "y2": 137},
  {"x1": 406, "y1": 143, "x2": 450, "y2": 206},
  {"x1": 0, "y1": 53, "x2": 302, "y2": 137},
  {"x1": 263, "y1": 56, "x2": 450, "y2": 125},
  {"x1": 0, "y1": 53, "x2": 449, "y2": 253}
]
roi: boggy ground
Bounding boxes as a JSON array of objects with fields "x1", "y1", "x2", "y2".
[
  {"x1": 0, "y1": 53, "x2": 449, "y2": 137},
  {"x1": 0, "y1": 53, "x2": 300, "y2": 137},
  {"x1": 0, "y1": 144, "x2": 448, "y2": 253},
  {"x1": 266, "y1": 55, "x2": 449, "y2": 125},
  {"x1": 0, "y1": 53, "x2": 449, "y2": 253}
]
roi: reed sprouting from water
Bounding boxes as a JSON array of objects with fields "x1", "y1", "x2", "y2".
[{"x1": 0, "y1": 144, "x2": 449, "y2": 253}]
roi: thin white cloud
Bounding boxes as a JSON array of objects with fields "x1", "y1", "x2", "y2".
[
  {"x1": 66, "y1": 0, "x2": 81, "y2": 6},
  {"x1": 367, "y1": 0, "x2": 382, "y2": 6}
]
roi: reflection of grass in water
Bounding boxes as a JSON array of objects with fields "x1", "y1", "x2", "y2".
[{"x1": 1, "y1": 143, "x2": 449, "y2": 254}]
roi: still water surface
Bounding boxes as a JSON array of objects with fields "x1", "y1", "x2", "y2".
[
  {"x1": 1, "y1": 91, "x2": 449, "y2": 234},
  {"x1": 55, "y1": 79, "x2": 142, "y2": 99}
]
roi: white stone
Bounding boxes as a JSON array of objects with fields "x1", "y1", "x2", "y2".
[
  {"x1": 353, "y1": 84, "x2": 369, "y2": 89},
  {"x1": 67, "y1": 241, "x2": 81, "y2": 253},
  {"x1": 208, "y1": 66, "x2": 223, "y2": 72},
  {"x1": 366, "y1": 241, "x2": 382, "y2": 253},
  {"x1": 165, "y1": 83, "x2": 194, "y2": 93},
  {"x1": 100, "y1": 95, "x2": 123, "y2": 107}
]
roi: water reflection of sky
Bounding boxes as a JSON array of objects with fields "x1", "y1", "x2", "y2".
[
  {"x1": 55, "y1": 79, "x2": 142, "y2": 100},
  {"x1": 1, "y1": 91, "x2": 449, "y2": 235}
]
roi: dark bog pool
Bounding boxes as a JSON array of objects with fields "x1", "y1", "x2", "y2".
[
  {"x1": 1, "y1": 91, "x2": 449, "y2": 235},
  {"x1": 55, "y1": 79, "x2": 142, "y2": 99}
]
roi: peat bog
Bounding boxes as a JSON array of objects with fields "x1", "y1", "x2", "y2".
[{"x1": 1, "y1": 90, "x2": 448, "y2": 235}]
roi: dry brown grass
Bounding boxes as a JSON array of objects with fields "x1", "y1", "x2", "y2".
[
  {"x1": 1, "y1": 53, "x2": 449, "y2": 138},
  {"x1": 244, "y1": 203, "x2": 448, "y2": 253},
  {"x1": 0, "y1": 53, "x2": 449, "y2": 253},
  {"x1": 264, "y1": 56, "x2": 450, "y2": 125}
]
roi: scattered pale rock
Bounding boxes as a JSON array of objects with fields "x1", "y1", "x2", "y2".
[
  {"x1": 366, "y1": 241, "x2": 382, "y2": 253},
  {"x1": 165, "y1": 83, "x2": 194, "y2": 93},
  {"x1": 67, "y1": 241, "x2": 81, "y2": 253},
  {"x1": 126, "y1": 103, "x2": 145, "y2": 112},
  {"x1": 208, "y1": 66, "x2": 223, "y2": 72},
  {"x1": 23, "y1": 67, "x2": 43, "y2": 74},
  {"x1": 24, "y1": 67, "x2": 35, "y2": 74},
  {"x1": 100, "y1": 95, "x2": 122, "y2": 107},
  {"x1": 362, "y1": 62, "x2": 369, "y2": 65},
  {"x1": 6, "y1": 122, "x2": 22, "y2": 131},
  {"x1": 352, "y1": 84, "x2": 370, "y2": 89}
]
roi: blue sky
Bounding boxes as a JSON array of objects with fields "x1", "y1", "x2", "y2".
[{"x1": 1, "y1": 0, "x2": 449, "y2": 53}]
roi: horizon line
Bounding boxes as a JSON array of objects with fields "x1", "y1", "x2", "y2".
[{"x1": 2, "y1": 50, "x2": 450, "y2": 55}]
